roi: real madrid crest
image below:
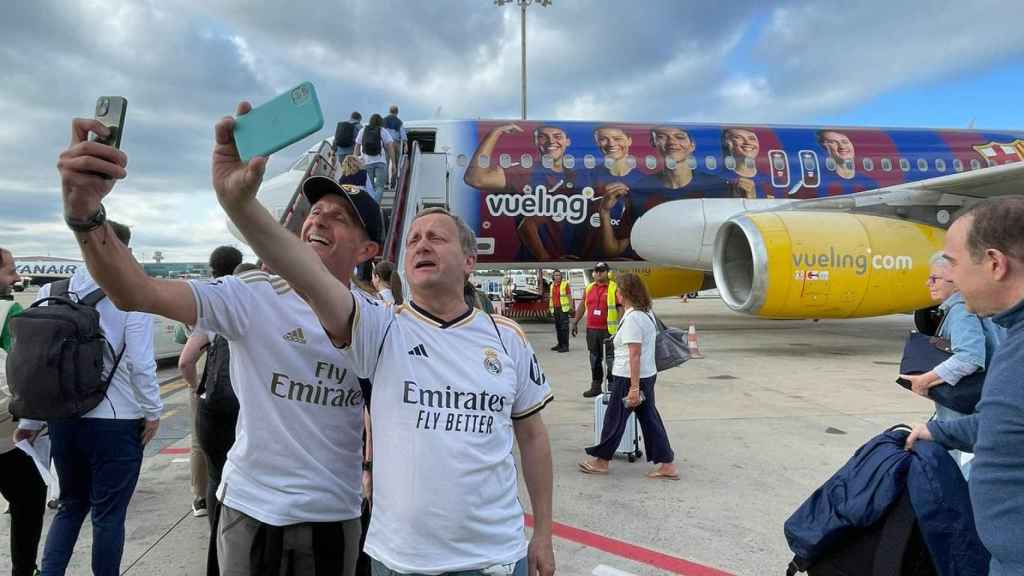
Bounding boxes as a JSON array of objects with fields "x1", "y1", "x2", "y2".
[{"x1": 483, "y1": 347, "x2": 503, "y2": 376}]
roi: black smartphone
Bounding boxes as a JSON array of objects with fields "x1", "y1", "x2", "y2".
[{"x1": 92, "y1": 96, "x2": 127, "y2": 149}]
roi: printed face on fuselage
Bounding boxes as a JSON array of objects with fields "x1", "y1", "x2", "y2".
[
  {"x1": 724, "y1": 128, "x2": 759, "y2": 161},
  {"x1": 595, "y1": 128, "x2": 631, "y2": 161},
  {"x1": 819, "y1": 131, "x2": 855, "y2": 162},
  {"x1": 536, "y1": 127, "x2": 570, "y2": 161},
  {"x1": 652, "y1": 127, "x2": 695, "y2": 163}
]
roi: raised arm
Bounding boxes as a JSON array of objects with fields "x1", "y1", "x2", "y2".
[
  {"x1": 212, "y1": 102, "x2": 354, "y2": 342},
  {"x1": 59, "y1": 118, "x2": 197, "y2": 324},
  {"x1": 463, "y1": 123, "x2": 521, "y2": 190}
]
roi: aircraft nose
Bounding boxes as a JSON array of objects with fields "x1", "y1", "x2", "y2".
[{"x1": 630, "y1": 199, "x2": 707, "y2": 268}]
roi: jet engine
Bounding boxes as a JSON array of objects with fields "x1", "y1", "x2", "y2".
[{"x1": 712, "y1": 211, "x2": 944, "y2": 318}]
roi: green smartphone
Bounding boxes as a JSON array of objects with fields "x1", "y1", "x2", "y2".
[{"x1": 233, "y1": 82, "x2": 324, "y2": 162}]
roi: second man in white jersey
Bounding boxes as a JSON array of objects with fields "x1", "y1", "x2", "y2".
[{"x1": 216, "y1": 103, "x2": 557, "y2": 575}]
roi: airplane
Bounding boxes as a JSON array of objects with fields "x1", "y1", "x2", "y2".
[{"x1": 242, "y1": 121, "x2": 1024, "y2": 322}]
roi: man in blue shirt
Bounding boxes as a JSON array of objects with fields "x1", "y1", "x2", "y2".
[{"x1": 906, "y1": 197, "x2": 1024, "y2": 576}]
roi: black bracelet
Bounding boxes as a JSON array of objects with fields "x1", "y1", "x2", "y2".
[
  {"x1": 362, "y1": 461, "x2": 373, "y2": 472},
  {"x1": 65, "y1": 204, "x2": 107, "y2": 234}
]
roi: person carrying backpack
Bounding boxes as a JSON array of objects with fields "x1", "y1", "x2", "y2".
[
  {"x1": 17, "y1": 222, "x2": 163, "y2": 575},
  {"x1": 355, "y1": 113, "x2": 395, "y2": 196},
  {"x1": 334, "y1": 111, "x2": 362, "y2": 160},
  {"x1": 0, "y1": 247, "x2": 48, "y2": 576}
]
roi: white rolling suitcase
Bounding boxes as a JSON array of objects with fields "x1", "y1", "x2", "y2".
[{"x1": 593, "y1": 392, "x2": 643, "y2": 462}]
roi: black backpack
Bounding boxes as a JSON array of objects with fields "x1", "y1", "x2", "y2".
[
  {"x1": 362, "y1": 126, "x2": 382, "y2": 156},
  {"x1": 334, "y1": 121, "x2": 356, "y2": 149},
  {"x1": 7, "y1": 279, "x2": 124, "y2": 419},
  {"x1": 787, "y1": 491, "x2": 937, "y2": 576},
  {"x1": 197, "y1": 333, "x2": 237, "y2": 416}
]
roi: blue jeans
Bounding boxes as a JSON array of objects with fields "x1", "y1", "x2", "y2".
[
  {"x1": 41, "y1": 418, "x2": 144, "y2": 576},
  {"x1": 366, "y1": 162, "x2": 387, "y2": 199},
  {"x1": 370, "y1": 557, "x2": 527, "y2": 576}
]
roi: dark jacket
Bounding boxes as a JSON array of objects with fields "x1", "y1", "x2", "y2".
[
  {"x1": 929, "y1": 297, "x2": 1024, "y2": 576},
  {"x1": 785, "y1": 427, "x2": 989, "y2": 576}
]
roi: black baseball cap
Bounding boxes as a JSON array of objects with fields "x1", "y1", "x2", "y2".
[
  {"x1": 594, "y1": 262, "x2": 609, "y2": 272},
  {"x1": 301, "y1": 175, "x2": 384, "y2": 245}
]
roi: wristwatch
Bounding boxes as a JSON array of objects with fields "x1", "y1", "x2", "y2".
[{"x1": 65, "y1": 204, "x2": 107, "y2": 233}]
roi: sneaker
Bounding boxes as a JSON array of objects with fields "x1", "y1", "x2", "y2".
[{"x1": 192, "y1": 497, "x2": 208, "y2": 518}]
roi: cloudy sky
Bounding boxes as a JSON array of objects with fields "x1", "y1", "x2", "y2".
[{"x1": 3, "y1": 0, "x2": 1023, "y2": 262}]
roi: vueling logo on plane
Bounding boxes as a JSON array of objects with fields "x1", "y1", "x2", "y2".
[
  {"x1": 792, "y1": 248, "x2": 913, "y2": 276},
  {"x1": 484, "y1": 181, "x2": 591, "y2": 225}
]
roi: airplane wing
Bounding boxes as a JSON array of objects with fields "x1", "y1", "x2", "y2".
[{"x1": 772, "y1": 161, "x2": 1024, "y2": 215}]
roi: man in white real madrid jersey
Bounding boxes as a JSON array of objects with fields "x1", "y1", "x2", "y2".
[
  {"x1": 56, "y1": 108, "x2": 383, "y2": 575},
  {"x1": 218, "y1": 113, "x2": 556, "y2": 575}
]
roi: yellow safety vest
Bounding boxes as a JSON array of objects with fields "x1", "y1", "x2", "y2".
[
  {"x1": 549, "y1": 281, "x2": 571, "y2": 313},
  {"x1": 584, "y1": 281, "x2": 619, "y2": 335}
]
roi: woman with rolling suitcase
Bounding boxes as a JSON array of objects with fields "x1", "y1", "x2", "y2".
[{"x1": 579, "y1": 272, "x2": 679, "y2": 480}]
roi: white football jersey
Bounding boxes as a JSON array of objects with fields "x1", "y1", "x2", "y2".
[
  {"x1": 190, "y1": 272, "x2": 365, "y2": 526},
  {"x1": 347, "y1": 294, "x2": 553, "y2": 574}
]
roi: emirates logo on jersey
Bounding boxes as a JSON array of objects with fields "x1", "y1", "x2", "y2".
[{"x1": 483, "y1": 347, "x2": 502, "y2": 376}]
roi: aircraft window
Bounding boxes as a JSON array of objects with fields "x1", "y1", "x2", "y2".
[
  {"x1": 825, "y1": 157, "x2": 837, "y2": 171},
  {"x1": 970, "y1": 158, "x2": 982, "y2": 170},
  {"x1": 705, "y1": 155, "x2": 717, "y2": 170},
  {"x1": 773, "y1": 155, "x2": 786, "y2": 171},
  {"x1": 899, "y1": 158, "x2": 911, "y2": 172},
  {"x1": 499, "y1": 154, "x2": 512, "y2": 169},
  {"x1": 666, "y1": 158, "x2": 677, "y2": 170},
  {"x1": 843, "y1": 159, "x2": 854, "y2": 172},
  {"x1": 604, "y1": 156, "x2": 615, "y2": 169},
  {"x1": 724, "y1": 155, "x2": 736, "y2": 170},
  {"x1": 457, "y1": 154, "x2": 468, "y2": 167},
  {"x1": 686, "y1": 156, "x2": 698, "y2": 170},
  {"x1": 935, "y1": 159, "x2": 947, "y2": 172},
  {"x1": 564, "y1": 154, "x2": 576, "y2": 169},
  {"x1": 541, "y1": 155, "x2": 553, "y2": 169},
  {"x1": 520, "y1": 154, "x2": 533, "y2": 169},
  {"x1": 802, "y1": 155, "x2": 816, "y2": 171},
  {"x1": 916, "y1": 158, "x2": 928, "y2": 172},
  {"x1": 477, "y1": 154, "x2": 490, "y2": 169},
  {"x1": 881, "y1": 158, "x2": 892, "y2": 172},
  {"x1": 626, "y1": 155, "x2": 637, "y2": 169},
  {"x1": 743, "y1": 157, "x2": 756, "y2": 171},
  {"x1": 645, "y1": 155, "x2": 657, "y2": 170},
  {"x1": 953, "y1": 158, "x2": 964, "y2": 172},
  {"x1": 863, "y1": 158, "x2": 874, "y2": 172},
  {"x1": 583, "y1": 154, "x2": 596, "y2": 169}
]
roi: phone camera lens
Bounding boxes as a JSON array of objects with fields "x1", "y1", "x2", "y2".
[{"x1": 291, "y1": 85, "x2": 309, "y2": 105}]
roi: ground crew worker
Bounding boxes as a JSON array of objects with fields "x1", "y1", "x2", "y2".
[
  {"x1": 573, "y1": 262, "x2": 623, "y2": 398},
  {"x1": 549, "y1": 269, "x2": 573, "y2": 353}
]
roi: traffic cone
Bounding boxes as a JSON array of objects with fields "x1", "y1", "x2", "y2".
[{"x1": 687, "y1": 323, "x2": 705, "y2": 359}]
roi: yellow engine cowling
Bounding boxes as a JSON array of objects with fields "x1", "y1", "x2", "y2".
[
  {"x1": 627, "y1": 267, "x2": 706, "y2": 299},
  {"x1": 712, "y1": 211, "x2": 944, "y2": 318}
]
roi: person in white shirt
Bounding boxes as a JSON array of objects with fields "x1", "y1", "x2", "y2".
[
  {"x1": 354, "y1": 113, "x2": 396, "y2": 198},
  {"x1": 1, "y1": 247, "x2": 49, "y2": 576},
  {"x1": 31, "y1": 222, "x2": 164, "y2": 575},
  {"x1": 215, "y1": 103, "x2": 556, "y2": 575},
  {"x1": 372, "y1": 260, "x2": 399, "y2": 304},
  {"x1": 579, "y1": 272, "x2": 678, "y2": 480},
  {"x1": 56, "y1": 107, "x2": 384, "y2": 576}
]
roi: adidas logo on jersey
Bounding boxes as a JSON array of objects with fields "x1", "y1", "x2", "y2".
[
  {"x1": 407, "y1": 344, "x2": 429, "y2": 358},
  {"x1": 283, "y1": 328, "x2": 307, "y2": 344}
]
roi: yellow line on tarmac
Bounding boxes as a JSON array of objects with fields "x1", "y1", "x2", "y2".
[{"x1": 160, "y1": 378, "x2": 187, "y2": 397}]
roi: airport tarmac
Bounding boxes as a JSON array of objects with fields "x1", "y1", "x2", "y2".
[{"x1": 0, "y1": 296, "x2": 935, "y2": 575}]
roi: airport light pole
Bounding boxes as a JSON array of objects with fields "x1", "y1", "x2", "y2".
[{"x1": 494, "y1": 0, "x2": 552, "y2": 120}]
